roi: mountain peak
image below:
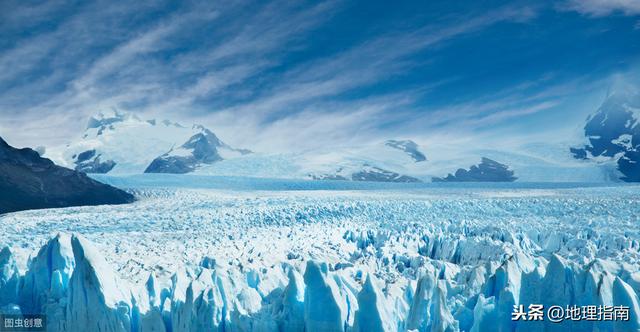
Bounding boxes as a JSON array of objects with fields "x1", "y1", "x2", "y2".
[
  {"x1": 162, "y1": 119, "x2": 185, "y2": 128},
  {"x1": 86, "y1": 109, "x2": 139, "y2": 130},
  {"x1": 144, "y1": 129, "x2": 226, "y2": 174},
  {"x1": 87, "y1": 109, "x2": 190, "y2": 131},
  {"x1": 571, "y1": 89, "x2": 640, "y2": 182},
  {"x1": 385, "y1": 139, "x2": 426, "y2": 162}
]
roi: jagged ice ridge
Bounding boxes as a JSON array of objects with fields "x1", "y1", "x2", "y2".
[{"x1": 1, "y1": 185, "x2": 639, "y2": 331}]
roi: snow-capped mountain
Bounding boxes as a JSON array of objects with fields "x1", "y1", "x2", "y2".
[
  {"x1": 145, "y1": 126, "x2": 251, "y2": 174},
  {"x1": 571, "y1": 91, "x2": 640, "y2": 182},
  {"x1": 48, "y1": 110, "x2": 249, "y2": 174},
  {"x1": 46, "y1": 109, "x2": 626, "y2": 182},
  {"x1": 50, "y1": 116, "x2": 428, "y2": 181}
]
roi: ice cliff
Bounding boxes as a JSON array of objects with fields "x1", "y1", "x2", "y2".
[{"x1": 2, "y1": 232, "x2": 639, "y2": 331}]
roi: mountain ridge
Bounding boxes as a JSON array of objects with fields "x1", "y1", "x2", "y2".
[
  {"x1": 42, "y1": 108, "x2": 631, "y2": 182},
  {"x1": 0, "y1": 136, "x2": 133, "y2": 214},
  {"x1": 50, "y1": 110, "x2": 250, "y2": 175}
]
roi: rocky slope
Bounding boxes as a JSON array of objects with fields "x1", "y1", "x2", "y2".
[
  {"x1": 432, "y1": 157, "x2": 517, "y2": 182},
  {"x1": 0, "y1": 136, "x2": 133, "y2": 214},
  {"x1": 145, "y1": 127, "x2": 250, "y2": 174}
]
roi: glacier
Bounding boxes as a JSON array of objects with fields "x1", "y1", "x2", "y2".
[{"x1": 1, "y1": 179, "x2": 639, "y2": 331}]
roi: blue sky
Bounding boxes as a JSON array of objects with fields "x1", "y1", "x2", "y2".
[{"x1": 0, "y1": 0, "x2": 639, "y2": 152}]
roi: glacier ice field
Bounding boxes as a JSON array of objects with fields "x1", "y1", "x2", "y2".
[{"x1": 1, "y1": 176, "x2": 639, "y2": 331}]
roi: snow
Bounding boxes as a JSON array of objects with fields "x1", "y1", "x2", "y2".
[
  {"x1": 194, "y1": 141, "x2": 617, "y2": 183},
  {"x1": 46, "y1": 110, "x2": 244, "y2": 174},
  {"x1": 422, "y1": 142, "x2": 619, "y2": 183},
  {"x1": 627, "y1": 106, "x2": 640, "y2": 130},
  {"x1": 44, "y1": 110, "x2": 623, "y2": 182},
  {"x1": 1, "y1": 178, "x2": 639, "y2": 331},
  {"x1": 612, "y1": 134, "x2": 633, "y2": 150},
  {"x1": 195, "y1": 142, "x2": 422, "y2": 181}
]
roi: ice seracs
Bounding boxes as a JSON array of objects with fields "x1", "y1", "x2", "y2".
[
  {"x1": 2, "y1": 231, "x2": 638, "y2": 331},
  {"x1": 0, "y1": 247, "x2": 19, "y2": 311},
  {"x1": 66, "y1": 235, "x2": 134, "y2": 332},
  {"x1": 1, "y1": 182, "x2": 639, "y2": 331},
  {"x1": 279, "y1": 269, "x2": 305, "y2": 331},
  {"x1": 354, "y1": 274, "x2": 393, "y2": 332},
  {"x1": 303, "y1": 261, "x2": 348, "y2": 331}
]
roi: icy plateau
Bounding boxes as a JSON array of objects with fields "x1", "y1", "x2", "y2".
[{"x1": 1, "y1": 181, "x2": 639, "y2": 331}]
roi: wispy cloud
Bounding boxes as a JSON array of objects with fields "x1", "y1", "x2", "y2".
[
  {"x1": 0, "y1": 1, "x2": 541, "y2": 150},
  {"x1": 560, "y1": 0, "x2": 640, "y2": 17},
  {"x1": 216, "y1": 4, "x2": 538, "y2": 118},
  {"x1": 189, "y1": 4, "x2": 541, "y2": 150},
  {"x1": 0, "y1": 0, "x2": 630, "y2": 154},
  {"x1": 223, "y1": 94, "x2": 415, "y2": 152},
  {"x1": 390, "y1": 73, "x2": 611, "y2": 150}
]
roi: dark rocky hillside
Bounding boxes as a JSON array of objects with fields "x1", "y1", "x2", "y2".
[
  {"x1": 433, "y1": 157, "x2": 517, "y2": 182},
  {"x1": 0, "y1": 137, "x2": 134, "y2": 214}
]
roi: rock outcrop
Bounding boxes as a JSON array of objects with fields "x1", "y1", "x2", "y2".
[
  {"x1": 0, "y1": 137, "x2": 133, "y2": 214},
  {"x1": 433, "y1": 157, "x2": 517, "y2": 182}
]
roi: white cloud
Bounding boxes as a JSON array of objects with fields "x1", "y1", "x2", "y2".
[
  {"x1": 561, "y1": 0, "x2": 640, "y2": 16},
  {"x1": 199, "y1": 4, "x2": 540, "y2": 138},
  {"x1": 201, "y1": 92, "x2": 419, "y2": 153},
  {"x1": 0, "y1": 1, "x2": 571, "y2": 154}
]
